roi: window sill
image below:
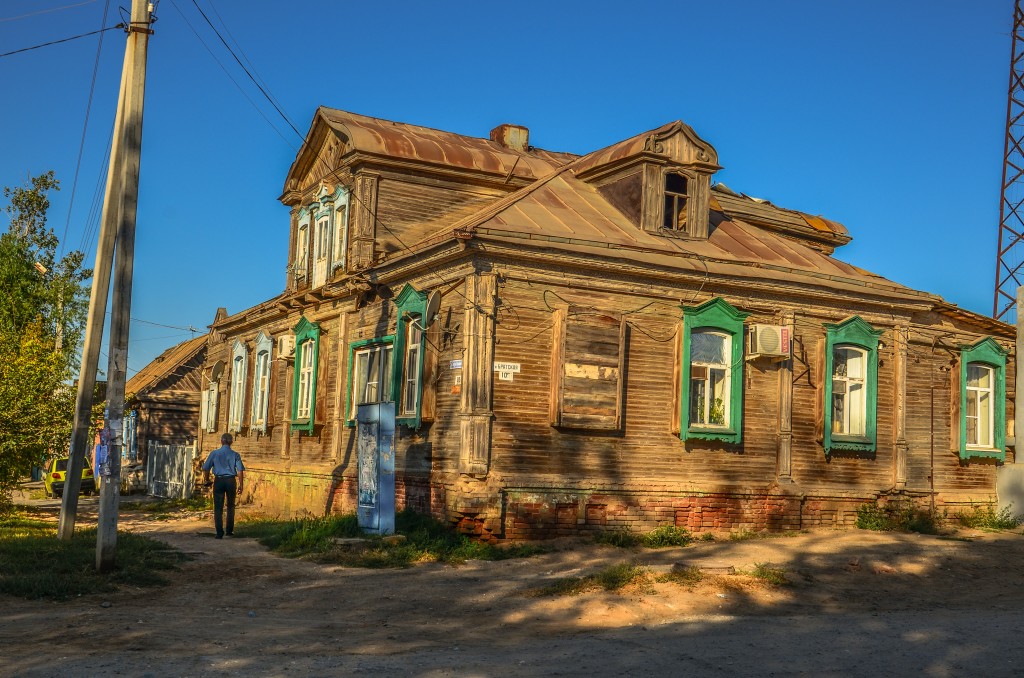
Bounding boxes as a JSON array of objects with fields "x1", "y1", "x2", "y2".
[
  {"x1": 685, "y1": 426, "x2": 739, "y2": 443},
  {"x1": 962, "y1": 447, "x2": 1005, "y2": 460},
  {"x1": 827, "y1": 435, "x2": 874, "y2": 453}
]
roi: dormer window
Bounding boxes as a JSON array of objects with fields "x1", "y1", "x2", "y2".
[{"x1": 664, "y1": 173, "x2": 689, "y2": 233}]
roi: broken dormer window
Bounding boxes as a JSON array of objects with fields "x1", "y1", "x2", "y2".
[{"x1": 663, "y1": 173, "x2": 689, "y2": 232}]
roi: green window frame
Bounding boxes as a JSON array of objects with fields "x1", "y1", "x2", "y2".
[
  {"x1": 392, "y1": 283, "x2": 429, "y2": 429},
  {"x1": 290, "y1": 316, "x2": 321, "y2": 433},
  {"x1": 679, "y1": 297, "x2": 749, "y2": 444},
  {"x1": 823, "y1": 316, "x2": 883, "y2": 455},
  {"x1": 958, "y1": 337, "x2": 1007, "y2": 461},
  {"x1": 345, "y1": 335, "x2": 395, "y2": 426}
]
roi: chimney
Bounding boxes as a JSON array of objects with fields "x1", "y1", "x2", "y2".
[{"x1": 489, "y1": 124, "x2": 529, "y2": 152}]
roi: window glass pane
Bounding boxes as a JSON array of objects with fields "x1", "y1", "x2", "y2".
[
  {"x1": 689, "y1": 377, "x2": 706, "y2": 425},
  {"x1": 665, "y1": 173, "x2": 687, "y2": 194},
  {"x1": 708, "y1": 367, "x2": 727, "y2": 425},
  {"x1": 968, "y1": 364, "x2": 990, "y2": 388},
  {"x1": 354, "y1": 351, "x2": 369, "y2": 409},
  {"x1": 979, "y1": 391, "x2": 991, "y2": 447},
  {"x1": 832, "y1": 393, "x2": 846, "y2": 434},
  {"x1": 848, "y1": 383, "x2": 865, "y2": 435},
  {"x1": 691, "y1": 332, "x2": 727, "y2": 365},
  {"x1": 383, "y1": 345, "x2": 394, "y2": 401}
]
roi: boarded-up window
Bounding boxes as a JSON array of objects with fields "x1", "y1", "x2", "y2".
[{"x1": 549, "y1": 307, "x2": 626, "y2": 430}]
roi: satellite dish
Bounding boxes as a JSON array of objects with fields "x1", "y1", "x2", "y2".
[{"x1": 424, "y1": 291, "x2": 441, "y2": 327}]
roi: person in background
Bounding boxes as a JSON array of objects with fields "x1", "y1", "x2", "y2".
[{"x1": 202, "y1": 433, "x2": 245, "y2": 539}]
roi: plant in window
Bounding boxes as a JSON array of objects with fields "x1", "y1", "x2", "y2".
[{"x1": 678, "y1": 298, "x2": 748, "y2": 443}]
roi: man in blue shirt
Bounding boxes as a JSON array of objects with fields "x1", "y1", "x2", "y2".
[{"x1": 202, "y1": 433, "x2": 245, "y2": 539}]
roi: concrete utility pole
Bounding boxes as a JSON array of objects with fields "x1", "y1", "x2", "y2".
[
  {"x1": 96, "y1": 0, "x2": 153, "y2": 572},
  {"x1": 57, "y1": 0, "x2": 153, "y2": 553}
]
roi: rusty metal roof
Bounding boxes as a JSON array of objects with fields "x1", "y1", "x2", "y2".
[
  {"x1": 427, "y1": 167, "x2": 934, "y2": 303},
  {"x1": 317, "y1": 108, "x2": 577, "y2": 181},
  {"x1": 125, "y1": 334, "x2": 207, "y2": 396}
]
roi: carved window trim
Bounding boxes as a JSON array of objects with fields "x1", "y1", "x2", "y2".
[
  {"x1": 250, "y1": 331, "x2": 273, "y2": 432},
  {"x1": 821, "y1": 316, "x2": 882, "y2": 455},
  {"x1": 955, "y1": 337, "x2": 1007, "y2": 461},
  {"x1": 678, "y1": 298, "x2": 749, "y2": 444}
]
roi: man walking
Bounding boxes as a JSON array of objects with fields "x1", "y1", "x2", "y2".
[{"x1": 202, "y1": 433, "x2": 245, "y2": 539}]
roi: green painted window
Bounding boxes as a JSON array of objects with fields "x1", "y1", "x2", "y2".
[
  {"x1": 823, "y1": 316, "x2": 882, "y2": 455},
  {"x1": 391, "y1": 284, "x2": 430, "y2": 428},
  {"x1": 346, "y1": 337, "x2": 394, "y2": 425},
  {"x1": 290, "y1": 316, "x2": 321, "y2": 433},
  {"x1": 958, "y1": 337, "x2": 1007, "y2": 461},
  {"x1": 679, "y1": 298, "x2": 749, "y2": 444}
]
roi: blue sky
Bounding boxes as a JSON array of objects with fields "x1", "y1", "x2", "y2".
[{"x1": 0, "y1": 0, "x2": 1014, "y2": 374}]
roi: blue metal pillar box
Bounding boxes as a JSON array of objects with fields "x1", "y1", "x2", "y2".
[{"x1": 356, "y1": 402, "x2": 396, "y2": 535}]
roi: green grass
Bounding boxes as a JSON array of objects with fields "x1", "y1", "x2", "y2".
[
  {"x1": 532, "y1": 562, "x2": 650, "y2": 597},
  {"x1": 953, "y1": 504, "x2": 1022, "y2": 530},
  {"x1": 236, "y1": 510, "x2": 547, "y2": 567},
  {"x1": 856, "y1": 502, "x2": 937, "y2": 534},
  {"x1": 594, "y1": 525, "x2": 693, "y2": 549},
  {"x1": 749, "y1": 562, "x2": 789, "y2": 586},
  {"x1": 0, "y1": 514, "x2": 188, "y2": 600}
]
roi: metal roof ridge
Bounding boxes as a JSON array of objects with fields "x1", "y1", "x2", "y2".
[{"x1": 472, "y1": 227, "x2": 936, "y2": 300}]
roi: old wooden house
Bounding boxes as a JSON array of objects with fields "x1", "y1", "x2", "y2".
[
  {"x1": 125, "y1": 334, "x2": 206, "y2": 463},
  {"x1": 198, "y1": 108, "x2": 1015, "y2": 539}
]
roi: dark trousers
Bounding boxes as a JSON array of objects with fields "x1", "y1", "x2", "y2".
[{"x1": 213, "y1": 476, "x2": 237, "y2": 536}]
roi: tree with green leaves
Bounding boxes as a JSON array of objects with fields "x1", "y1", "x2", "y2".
[{"x1": 0, "y1": 172, "x2": 91, "y2": 507}]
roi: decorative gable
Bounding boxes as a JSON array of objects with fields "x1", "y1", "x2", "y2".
[{"x1": 574, "y1": 121, "x2": 721, "y2": 240}]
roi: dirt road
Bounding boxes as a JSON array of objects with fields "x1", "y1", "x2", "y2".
[{"x1": 4, "y1": 498, "x2": 1024, "y2": 677}]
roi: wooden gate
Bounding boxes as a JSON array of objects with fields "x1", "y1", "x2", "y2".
[{"x1": 146, "y1": 441, "x2": 196, "y2": 499}]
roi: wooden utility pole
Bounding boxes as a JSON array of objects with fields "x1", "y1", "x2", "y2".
[
  {"x1": 96, "y1": 0, "x2": 153, "y2": 571},
  {"x1": 57, "y1": 0, "x2": 153, "y2": 550}
]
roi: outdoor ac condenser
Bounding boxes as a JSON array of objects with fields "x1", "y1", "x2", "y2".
[
  {"x1": 748, "y1": 324, "x2": 791, "y2": 358},
  {"x1": 277, "y1": 335, "x2": 295, "y2": 358}
]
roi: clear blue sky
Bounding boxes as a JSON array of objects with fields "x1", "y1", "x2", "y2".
[{"x1": 0, "y1": 0, "x2": 1014, "y2": 375}]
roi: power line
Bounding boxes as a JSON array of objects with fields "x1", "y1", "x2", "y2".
[
  {"x1": 0, "y1": 0, "x2": 96, "y2": 23},
  {"x1": 0, "y1": 24, "x2": 122, "y2": 59},
  {"x1": 61, "y1": 0, "x2": 112, "y2": 258},
  {"x1": 187, "y1": 0, "x2": 302, "y2": 139},
  {"x1": 166, "y1": 0, "x2": 293, "y2": 147}
]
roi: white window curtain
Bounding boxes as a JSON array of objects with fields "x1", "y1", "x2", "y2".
[
  {"x1": 250, "y1": 331, "x2": 273, "y2": 432},
  {"x1": 228, "y1": 340, "x2": 248, "y2": 432}
]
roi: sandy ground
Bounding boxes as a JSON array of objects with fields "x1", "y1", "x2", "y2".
[{"x1": 4, "y1": 490, "x2": 1024, "y2": 677}]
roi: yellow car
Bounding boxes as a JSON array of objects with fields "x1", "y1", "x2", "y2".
[{"x1": 43, "y1": 458, "x2": 96, "y2": 498}]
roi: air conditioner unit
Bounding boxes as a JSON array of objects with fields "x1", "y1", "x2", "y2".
[
  {"x1": 277, "y1": 335, "x2": 295, "y2": 357},
  {"x1": 748, "y1": 324, "x2": 791, "y2": 358}
]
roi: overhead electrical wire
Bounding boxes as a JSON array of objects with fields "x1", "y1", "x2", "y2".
[
  {"x1": 61, "y1": 0, "x2": 112, "y2": 258},
  {"x1": 187, "y1": 0, "x2": 302, "y2": 139},
  {"x1": 0, "y1": 24, "x2": 121, "y2": 59},
  {"x1": 172, "y1": 0, "x2": 479, "y2": 311},
  {"x1": 166, "y1": 0, "x2": 293, "y2": 146},
  {"x1": 0, "y1": 0, "x2": 97, "y2": 23}
]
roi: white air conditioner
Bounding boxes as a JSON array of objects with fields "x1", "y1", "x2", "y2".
[
  {"x1": 277, "y1": 335, "x2": 295, "y2": 357},
  {"x1": 748, "y1": 324, "x2": 791, "y2": 358}
]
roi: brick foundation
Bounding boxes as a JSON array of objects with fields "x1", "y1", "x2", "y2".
[{"x1": 501, "y1": 490, "x2": 870, "y2": 540}]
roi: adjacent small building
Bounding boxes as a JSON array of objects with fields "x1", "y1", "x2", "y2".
[
  {"x1": 197, "y1": 108, "x2": 1015, "y2": 539},
  {"x1": 124, "y1": 334, "x2": 206, "y2": 463}
]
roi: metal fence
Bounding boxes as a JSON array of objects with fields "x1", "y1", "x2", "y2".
[{"x1": 146, "y1": 441, "x2": 196, "y2": 499}]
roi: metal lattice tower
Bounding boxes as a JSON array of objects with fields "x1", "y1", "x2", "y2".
[{"x1": 994, "y1": 0, "x2": 1024, "y2": 323}]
